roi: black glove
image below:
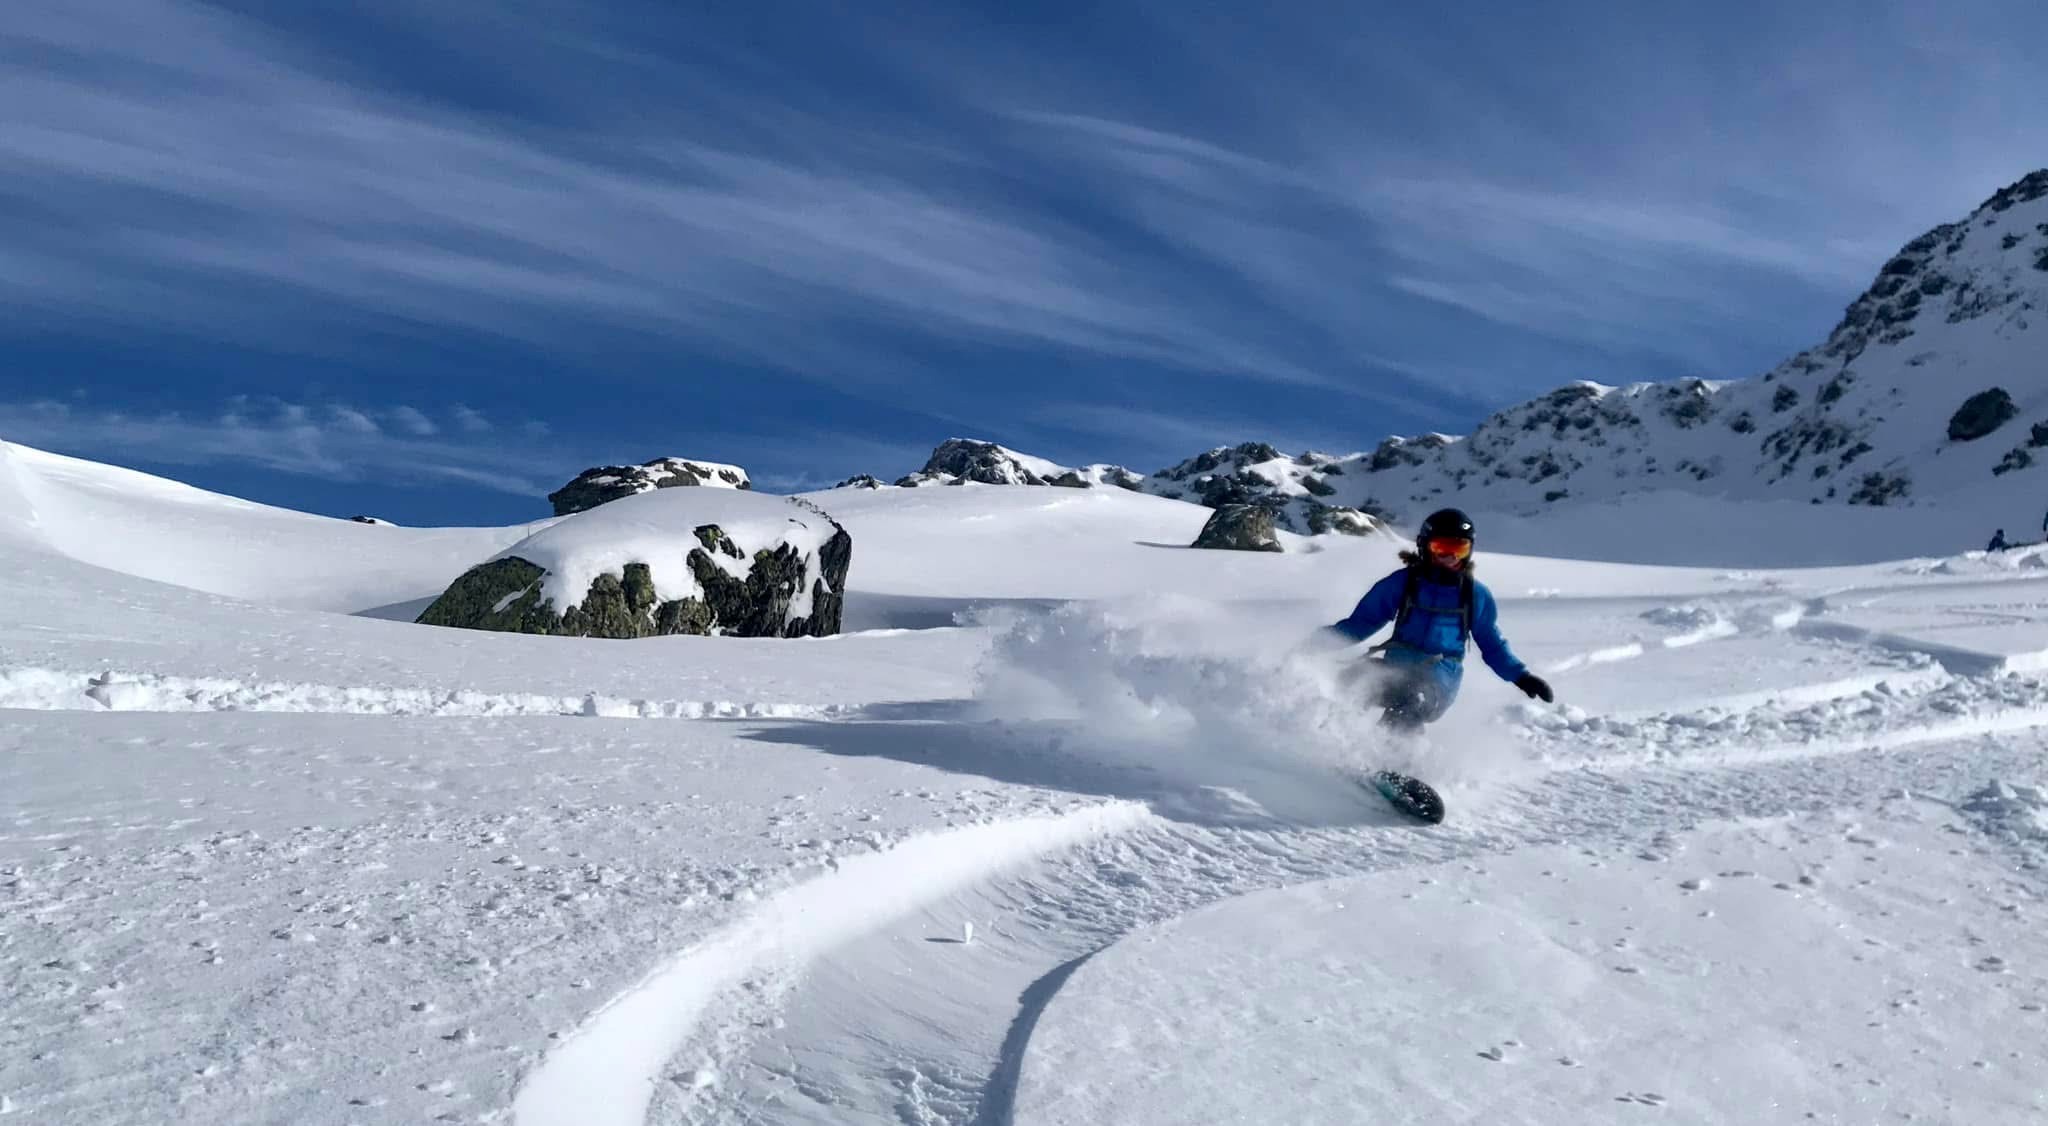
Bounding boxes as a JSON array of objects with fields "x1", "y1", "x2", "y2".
[{"x1": 1515, "y1": 673, "x2": 1554, "y2": 703}]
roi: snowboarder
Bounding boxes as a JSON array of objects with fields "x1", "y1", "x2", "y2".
[
  {"x1": 1989, "y1": 528, "x2": 2010, "y2": 552},
  {"x1": 1327, "y1": 508, "x2": 1552, "y2": 731}
]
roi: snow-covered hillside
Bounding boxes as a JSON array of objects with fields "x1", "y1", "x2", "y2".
[
  {"x1": 858, "y1": 171, "x2": 2048, "y2": 559},
  {"x1": 3, "y1": 443, "x2": 2046, "y2": 1125},
  {"x1": 0, "y1": 439, "x2": 545, "y2": 613}
]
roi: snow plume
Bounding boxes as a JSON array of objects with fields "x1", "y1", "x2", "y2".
[{"x1": 971, "y1": 596, "x2": 1523, "y2": 821}]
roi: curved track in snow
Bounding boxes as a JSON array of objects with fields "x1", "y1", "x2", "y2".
[
  {"x1": 0, "y1": 665, "x2": 856, "y2": 721},
  {"x1": 512, "y1": 805, "x2": 1153, "y2": 1126},
  {"x1": 553, "y1": 659, "x2": 2048, "y2": 1125}
]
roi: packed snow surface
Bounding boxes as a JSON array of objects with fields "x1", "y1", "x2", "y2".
[{"x1": 3, "y1": 440, "x2": 2047, "y2": 1125}]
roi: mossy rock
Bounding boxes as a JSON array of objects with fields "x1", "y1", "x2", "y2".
[
  {"x1": 416, "y1": 521, "x2": 853, "y2": 639},
  {"x1": 415, "y1": 557, "x2": 558, "y2": 634},
  {"x1": 1192, "y1": 504, "x2": 1282, "y2": 552},
  {"x1": 560, "y1": 564, "x2": 667, "y2": 638},
  {"x1": 694, "y1": 524, "x2": 744, "y2": 559}
]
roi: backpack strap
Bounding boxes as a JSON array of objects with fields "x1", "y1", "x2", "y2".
[
  {"x1": 1457, "y1": 571, "x2": 1474, "y2": 647},
  {"x1": 1392, "y1": 566, "x2": 1421, "y2": 640},
  {"x1": 1369, "y1": 567, "x2": 1422, "y2": 655}
]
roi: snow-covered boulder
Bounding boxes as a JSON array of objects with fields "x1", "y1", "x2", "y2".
[
  {"x1": 1190, "y1": 504, "x2": 1282, "y2": 552},
  {"x1": 547, "y1": 457, "x2": 752, "y2": 516},
  {"x1": 417, "y1": 490, "x2": 849, "y2": 638}
]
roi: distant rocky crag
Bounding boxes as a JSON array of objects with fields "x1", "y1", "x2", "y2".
[
  {"x1": 548, "y1": 457, "x2": 751, "y2": 517},
  {"x1": 871, "y1": 438, "x2": 1386, "y2": 540}
]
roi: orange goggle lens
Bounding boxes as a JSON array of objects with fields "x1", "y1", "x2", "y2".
[{"x1": 1425, "y1": 537, "x2": 1472, "y2": 559}]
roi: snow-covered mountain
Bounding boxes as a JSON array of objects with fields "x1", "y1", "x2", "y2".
[
  {"x1": 1334, "y1": 169, "x2": 2048, "y2": 518},
  {"x1": 862, "y1": 170, "x2": 2048, "y2": 540}
]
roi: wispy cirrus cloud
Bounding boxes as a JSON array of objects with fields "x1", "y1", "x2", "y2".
[
  {"x1": 5, "y1": 0, "x2": 2046, "y2": 524},
  {"x1": 1025, "y1": 402, "x2": 1366, "y2": 467},
  {"x1": 0, "y1": 0, "x2": 1358, "y2": 391},
  {"x1": 0, "y1": 397, "x2": 557, "y2": 495},
  {"x1": 987, "y1": 0, "x2": 2048, "y2": 376}
]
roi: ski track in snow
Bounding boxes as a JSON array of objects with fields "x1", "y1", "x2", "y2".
[
  {"x1": 512, "y1": 804, "x2": 1151, "y2": 1126},
  {"x1": 11, "y1": 631, "x2": 2046, "y2": 1124},
  {"x1": 675, "y1": 720, "x2": 2048, "y2": 1125},
  {"x1": 1528, "y1": 662, "x2": 2048, "y2": 770},
  {"x1": 0, "y1": 665, "x2": 853, "y2": 721},
  {"x1": 548, "y1": 648, "x2": 2048, "y2": 1125}
]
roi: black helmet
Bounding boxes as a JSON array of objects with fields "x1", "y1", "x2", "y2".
[{"x1": 1418, "y1": 508, "x2": 1475, "y2": 544}]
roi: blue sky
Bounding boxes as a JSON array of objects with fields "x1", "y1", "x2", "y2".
[{"x1": 3, "y1": 0, "x2": 2044, "y2": 524}]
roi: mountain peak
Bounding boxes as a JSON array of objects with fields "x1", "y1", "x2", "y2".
[{"x1": 841, "y1": 170, "x2": 2048, "y2": 539}]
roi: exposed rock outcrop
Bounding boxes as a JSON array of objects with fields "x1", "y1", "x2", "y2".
[
  {"x1": 1947, "y1": 388, "x2": 2018, "y2": 442},
  {"x1": 1190, "y1": 504, "x2": 1283, "y2": 552},
  {"x1": 548, "y1": 457, "x2": 751, "y2": 517},
  {"x1": 418, "y1": 490, "x2": 847, "y2": 638}
]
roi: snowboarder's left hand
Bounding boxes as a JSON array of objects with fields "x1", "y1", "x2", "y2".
[{"x1": 1514, "y1": 673, "x2": 1554, "y2": 703}]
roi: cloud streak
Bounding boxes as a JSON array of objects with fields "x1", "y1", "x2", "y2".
[
  {"x1": 986, "y1": 0, "x2": 2048, "y2": 376},
  {"x1": 0, "y1": 1, "x2": 1365, "y2": 391},
  {"x1": 0, "y1": 397, "x2": 561, "y2": 496},
  {"x1": 3, "y1": 0, "x2": 2045, "y2": 511}
]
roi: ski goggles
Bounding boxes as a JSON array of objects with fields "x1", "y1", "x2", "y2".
[{"x1": 1424, "y1": 536, "x2": 1472, "y2": 560}]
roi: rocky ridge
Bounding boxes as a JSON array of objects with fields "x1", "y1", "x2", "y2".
[
  {"x1": 844, "y1": 169, "x2": 2048, "y2": 531},
  {"x1": 883, "y1": 438, "x2": 1388, "y2": 539},
  {"x1": 548, "y1": 458, "x2": 751, "y2": 517}
]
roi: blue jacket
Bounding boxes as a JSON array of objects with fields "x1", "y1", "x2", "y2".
[{"x1": 1330, "y1": 567, "x2": 1528, "y2": 683}]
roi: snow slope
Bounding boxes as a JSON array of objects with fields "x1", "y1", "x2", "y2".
[
  {"x1": 1018, "y1": 803, "x2": 2047, "y2": 1124},
  {"x1": 0, "y1": 440, "x2": 543, "y2": 613},
  {"x1": 3, "y1": 446, "x2": 2048, "y2": 1125}
]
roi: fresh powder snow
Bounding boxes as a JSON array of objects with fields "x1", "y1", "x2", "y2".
[{"x1": 1, "y1": 438, "x2": 2045, "y2": 1126}]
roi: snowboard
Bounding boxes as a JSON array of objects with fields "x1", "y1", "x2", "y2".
[{"x1": 1361, "y1": 769, "x2": 1446, "y2": 824}]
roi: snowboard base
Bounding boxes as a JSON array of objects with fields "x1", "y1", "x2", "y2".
[{"x1": 1362, "y1": 770, "x2": 1446, "y2": 824}]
